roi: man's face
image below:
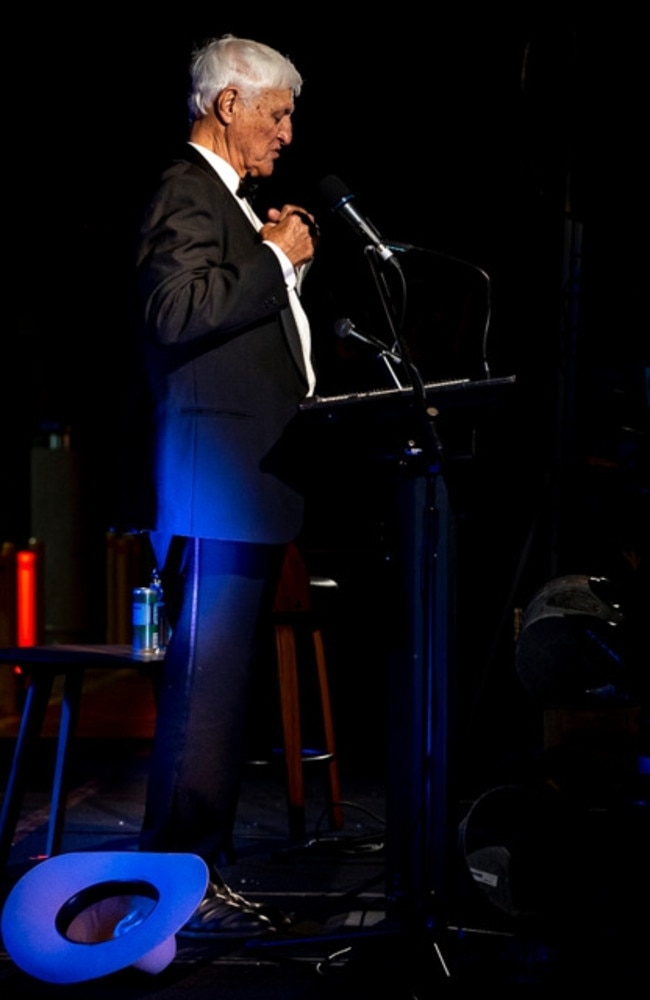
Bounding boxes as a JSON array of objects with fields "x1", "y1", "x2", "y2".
[{"x1": 229, "y1": 88, "x2": 294, "y2": 178}]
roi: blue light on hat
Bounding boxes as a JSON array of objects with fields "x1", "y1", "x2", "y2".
[{"x1": 1, "y1": 851, "x2": 208, "y2": 983}]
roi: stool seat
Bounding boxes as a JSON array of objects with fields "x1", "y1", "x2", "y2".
[{"x1": 0, "y1": 643, "x2": 141, "y2": 668}]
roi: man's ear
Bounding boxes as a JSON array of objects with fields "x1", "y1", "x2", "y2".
[{"x1": 214, "y1": 87, "x2": 239, "y2": 123}]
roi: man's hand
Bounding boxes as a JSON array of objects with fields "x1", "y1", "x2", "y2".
[{"x1": 260, "y1": 204, "x2": 319, "y2": 267}]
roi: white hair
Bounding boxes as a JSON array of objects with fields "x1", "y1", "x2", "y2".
[{"x1": 188, "y1": 34, "x2": 303, "y2": 120}]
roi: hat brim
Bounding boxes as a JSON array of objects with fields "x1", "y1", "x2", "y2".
[{"x1": 1, "y1": 851, "x2": 208, "y2": 983}]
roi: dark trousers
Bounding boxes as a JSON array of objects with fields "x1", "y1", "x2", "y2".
[{"x1": 139, "y1": 536, "x2": 285, "y2": 873}]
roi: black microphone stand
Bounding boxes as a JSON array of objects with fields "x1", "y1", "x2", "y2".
[
  {"x1": 334, "y1": 317, "x2": 405, "y2": 390},
  {"x1": 359, "y1": 240, "x2": 458, "y2": 986}
]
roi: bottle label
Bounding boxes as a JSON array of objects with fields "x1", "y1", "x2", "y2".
[{"x1": 133, "y1": 604, "x2": 152, "y2": 626}]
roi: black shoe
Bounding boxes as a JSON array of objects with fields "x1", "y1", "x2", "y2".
[{"x1": 178, "y1": 882, "x2": 276, "y2": 940}]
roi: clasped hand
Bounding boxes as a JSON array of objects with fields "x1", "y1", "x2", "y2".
[{"x1": 261, "y1": 204, "x2": 319, "y2": 267}]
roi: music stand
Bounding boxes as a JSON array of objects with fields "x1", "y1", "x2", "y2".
[{"x1": 299, "y1": 374, "x2": 515, "y2": 980}]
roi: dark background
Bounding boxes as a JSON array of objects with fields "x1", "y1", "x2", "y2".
[{"x1": 3, "y1": 8, "x2": 647, "y2": 780}]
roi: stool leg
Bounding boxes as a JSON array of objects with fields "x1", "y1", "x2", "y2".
[
  {"x1": 274, "y1": 623, "x2": 306, "y2": 841},
  {"x1": 45, "y1": 667, "x2": 84, "y2": 858},
  {"x1": 0, "y1": 672, "x2": 55, "y2": 871},
  {"x1": 312, "y1": 627, "x2": 344, "y2": 830}
]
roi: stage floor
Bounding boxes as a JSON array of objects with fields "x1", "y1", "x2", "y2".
[{"x1": 1, "y1": 665, "x2": 649, "y2": 996}]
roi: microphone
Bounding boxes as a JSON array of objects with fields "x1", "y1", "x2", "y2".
[
  {"x1": 319, "y1": 175, "x2": 394, "y2": 261},
  {"x1": 334, "y1": 318, "x2": 402, "y2": 363}
]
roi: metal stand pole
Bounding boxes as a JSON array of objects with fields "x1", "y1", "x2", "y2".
[{"x1": 385, "y1": 453, "x2": 457, "y2": 943}]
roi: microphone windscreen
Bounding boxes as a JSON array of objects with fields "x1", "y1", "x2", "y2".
[
  {"x1": 318, "y1": 175, "x2": 353, "y2": 210},
  {"x1": 333, "y1": 318, "x2": 353, "y2": 339}
]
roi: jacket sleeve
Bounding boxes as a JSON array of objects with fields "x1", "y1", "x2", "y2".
[{"x1": 135, "y1": 160, "x2": 291, "y2": 350}]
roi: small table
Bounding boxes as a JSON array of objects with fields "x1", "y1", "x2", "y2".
[{"x1": 0, "y1": 644, "x2": 158, "y2": 871}]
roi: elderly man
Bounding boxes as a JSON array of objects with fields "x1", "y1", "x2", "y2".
[{"x1": 132, "y1": 34, "x2": 319, "y2": 938}]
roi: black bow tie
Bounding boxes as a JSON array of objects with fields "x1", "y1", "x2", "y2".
[{"x1": 237, "y1": 173, "x2": 258, "y2": 200}]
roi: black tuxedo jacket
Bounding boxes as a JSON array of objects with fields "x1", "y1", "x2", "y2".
[{"x1": 133, "y1": 144, "x2": 311, "y2": 545}]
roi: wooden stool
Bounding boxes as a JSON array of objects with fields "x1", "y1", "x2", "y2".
[{"x1": 272, "y1": 543, "x2": 343, "y2": 841}]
